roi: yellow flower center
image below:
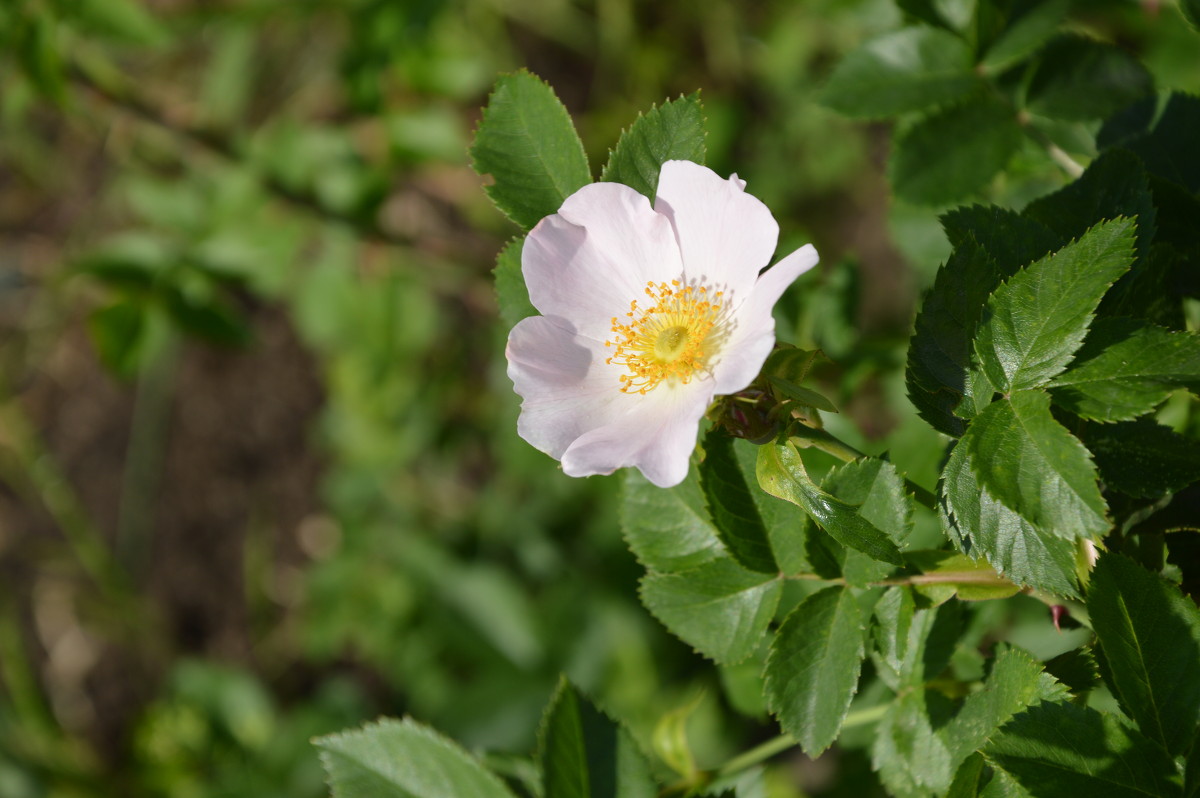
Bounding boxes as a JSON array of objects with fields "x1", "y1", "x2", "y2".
[{"x1": 605, "y1": 279, "x2": 727, "y2": 394}]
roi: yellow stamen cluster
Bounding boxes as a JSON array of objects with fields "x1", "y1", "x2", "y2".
[{"x1": 605, "y1": 279, "x2": 726, "y2": 394}]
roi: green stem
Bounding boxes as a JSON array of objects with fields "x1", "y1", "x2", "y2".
[
  {"x1": 788, "y1": 426, "x2": 939, "y2": 510},
  {"x1": 713, "y1": 704, "x2": 890, "y2": 779}
]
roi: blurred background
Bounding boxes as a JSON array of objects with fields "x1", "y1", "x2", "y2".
[{"x1": 0, "y1": 1, "x2": 1196, "y2": 795}]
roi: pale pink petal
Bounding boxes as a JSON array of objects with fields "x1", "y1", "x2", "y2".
[
  {"x1": 506, "y1": 315, "x2": 633, "y2": 458},
  {"x1": 523, "y1": 182, "x2": 683, "y2": 341},
  {"x1": 711, "y1": 244, "x2": 820, "y2": 394},
  {"x1": 559, "y1": 383, "x2": 712, "y2": 488},
  {"x1": 654, "y1": 160, "x2": 779, "y2": 302}
]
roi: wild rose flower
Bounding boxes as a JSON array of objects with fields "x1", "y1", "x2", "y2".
[{"x1": 505, "y1": 160, "x2": 819, "y2": 488}]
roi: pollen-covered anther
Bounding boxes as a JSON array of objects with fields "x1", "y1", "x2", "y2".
[{"x1": 605, "y1": 280, "x2": 727, "y2": 394}]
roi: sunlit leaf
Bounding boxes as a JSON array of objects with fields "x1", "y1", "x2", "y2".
[
  {"x1": 764, "y1": 586, "x2": 865, "y2": 755},
  {"x1": 640, "y1": 557, "x2": 781, "y2": 665},
  {"x1": 600, "y1": 93, "x2": 705, "y2": 200},
  {"x1": 972, "y1": 218, "x2": 1136, "y2": 393},
  {"x1": 471, "y1": 70, "x2": 591, "y2": 230},
  {"x1": 965, "y1": 391, "x2": 1108, "y2": 540}
]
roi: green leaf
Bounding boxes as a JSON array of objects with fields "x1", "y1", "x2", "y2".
[
  {"x1": 966, "y1": 391, "x2": 1108, "y2": 540},
  {"x1": 1025, "y1": 36, "x2": 1154, "y2": 122},
  {"x1": 977, "y1": 0, "x2": 1070, "y2": 72},
  {"x1": 940, "y1": 439, "x2": 1080, "y2": 597},
  {"x1": 947, "y1": 753, "x2": 987, "y2": 798},
  {"x1": 1086, "y1": 553, "x2": 1200, "y2": 756},
  {"x1": 1110, "y1": 93, "x2": 1200, "y2": 194},
  {"x1": 766, "y1": 376, "x2": 838, "y2": 413},
  {"x1": 1024, "y1": 151, "x2": 1155, "y2": 258},
  {"x1": 494, "y1": 237, "x2": 537, "y2": 330},
  {"x1": 819, "y1": 26, "x2": 978, "y2": 119},
  {"x1": 539, "y1": 679, "x2": 658, "y2": 798},
  {"x1": 88, "y1": 300, "x2": 147, "y2": 378},
  {"x1": 163, "y1": 288, "x2": 251, "y2": 347},
  {"x1": 600, "y1": 93, "x2": 705, "y2": 200},
  {"x1": 68, "y1": 0, "x2": 171, "y2": 46},
  {"x1": 764, "y1": 586, "x2": 865, "y2": 755},
  {"x1": 873, "y1": 646, "x2": 1062, "y2": 797},
  {"x1": 973, "y1": 218, "x2": 1137, "y2": 393},
  {"x1": 983, "y1": 702, "x2": 1184, "y2": 797},
  {"x1": 871, "y1": 588, "x2": 964, "y2": 690},
  {"x1": 640, "y1": 557, "x2": 781, "y2": 665},
  {"x1": 315, "y1": 717, "x2": 518, "y2": 798},
  {"x1": 701, "y1": 431, "x2": 777, "y2": 574},
  {"x1": 1081, "y1": 417, "x2": 1200, "y2": 499},
  {"x1": 1042, "y1": 647, "x2": 1101, "y2": 695},
  {"x1": 907, "y1": 211, "x2": 1060, "y2": 436},
  {"x1": 757, "y1": 442, "x2": 904, "y2": 566},
  {"x1": 470, "y1": 70, "x2": 591, "y2": 231},
  {"x1": 728, "y1": 436, "x2": 814, "y2": 576},
  {"x1": 890, "y1": 94, "x2": 1023, "y2": 205},
  {"x1": 1050, "y1": 320, "x2": 1200, "y2": 422},
  {"x1": 818, "y1": 457, "x2": 913, "y2": 585},
  {"x1": 1184, "y1": 0, "x2": 1200, "y2": 30},
  {"x1": 620, "y1": 468, "x2": 723, "y2": 573},
  {"x1": 942, "y1": 647, "x2": 1066, "y2": 766},
  {"x1": 872, "y1": 689, "x2": 953, "y2": 798}
]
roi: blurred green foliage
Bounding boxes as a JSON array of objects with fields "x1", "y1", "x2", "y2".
[{"x1": 0, "y1": 1, "x2": 1197, "y2": 796}]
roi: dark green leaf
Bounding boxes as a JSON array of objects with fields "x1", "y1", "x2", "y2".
[
  {"x1": 966, "y1": 391, "x2": 1108, "y2": 540},
  {"x1": 164, "y1": 289, "x2": 250, "y2": 347},
  {"x1": 701, "y1": 431, "x2": 777, "y2": 574},
  {"x1": 764, "y1": 587, "x2": 865, "y2": 755},
  {"x1": 1184, "y1": 0, "x2": 1200, "y2": 30},
  {"x1": 871, "y1": 587, "x2": 964, "y2": 690},
  {"x1": 819, "y1": 27, "x2": 978, "y2": 119},
  {"x1": 984, "y1": 702, "x2": 1184, "y2": 797},
  {"x1": 907, "y1": 211, "x2": 1060, "y2": 436},
  {"x1": 977, "y1": 0, "x2": 1070, "y2": 72},
  {"x1": 947, "y1": 753, "x2": 987, "y2": 798},
  {"x1": 896, "y1": 0, "x2": 953, "y2": 29},
  {"x1": 890, "y1": 94, "x2": 1023, "y2": 205},
  {"x1": 941, "y1": 439, "x2": 1080, "y2": 597},
  {"x1": 315, "y1": 717, "x2": 518, "y2": 798},
  {"x1": 1025, "y1": 36, "x2": 1154, "y2": 121},
  {"x1": 470, "y1": 70, "x2": 591, "y2": 231},
  {"x1": 1087, "y1": 553, "x2": 1200, "y2": 756},
  {"x1": 620, "y1": 468, "x2": 722, "y2": 573},
  {"x1": 600, "y1": 93, "x2": 705, "y2": 200},
  {"x1": 1051, "y1": 320, "x2": 1200, "y2": 422},
  {"x1": 1082, "y1": 417, "x2": 1200, "y2": 499},
  {"x1": 973, "y1": 218, "x2": 1137, "y2": 393},
  {"x1": 757, "y1": 442, "x2": 904, "y2": 566},
  {"x1": 766, "y1": 376, "x2": 838, "y2": 413},
  {"x1": 494, "y1": 237, "x2": 537, "y2": 330},
  {"x1": 88, "y1": 300, "x2": 147, "y2": 379},
  {"x1": 640, "y1": 557, "x2": 781, "y2": 665},
  {"x1": 1024, "y1": 151, "x2": 1155, "y2": 258},
  {"x1": 1128, "y1": 93, "x2": 1200, "y2": 193},
  {"x1": 539, "y1": 680, "x2": 657, "y2": 798},
  {"x1": 1042, "y1": 647, "x2": 1101, "y2": 695},
  {"x1": 728, "y1": 437, "x2": 814, "y2": 576}
]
